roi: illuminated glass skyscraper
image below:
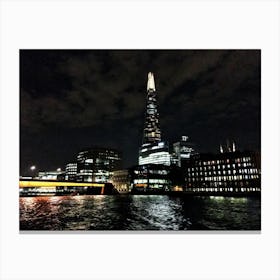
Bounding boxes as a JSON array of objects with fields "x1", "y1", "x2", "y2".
[
  {"x1": 139, "y1": 72, "x2": 171, "y2": 166},
  {"x1": 143, "y1": 72, "x2": 161, "y2": 143}
]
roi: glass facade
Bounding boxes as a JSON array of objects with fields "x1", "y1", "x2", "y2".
[
  {"x1": 65, "y1": 162, "x2": 77, "y2": 181},
  {"x1": 38, "y1": 170, "x2": 64, "y2": 180},
  {"x1": 139, "y1": 141, "x2": 171, "y2": 166},
  {"x1": 139, "y1": 72, "x2": 171, "y2": 166},
  {"x1": 143, "y1": 72, "x2": 161, "y2": 144},
  {"x1": 131, "y1": 164, "x2": 171, "y2": 192},
  {"x1": 171, "y1": 136, "x2": 196, "y2": 167},
  {"x1": 76, "y1": 148, "x2": 122, "y2": 183}
]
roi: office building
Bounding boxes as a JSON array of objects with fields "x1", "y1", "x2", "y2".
[
  {"x1": 111, "y1": 169, "x2": 131, "y2": 193},
  {"x1": 131, "y1": 164, "x2": 171, "y2": 193},
  {"x1": 38, "y1": 170, "x2": 64, "y2": 180},
  {"x1": 185, "y1": 150, "x2": 261, "y2": 193},
  {"x1": 76, "y1": 147, "x2": 122, "y2": 183},
  {"x1": 171, "y1": 136, "x2": 196, "y2": 167},
  {"x1": 139, "y1": 141, "x2": 171, "y2": 165},
  {"x1": 138, "y1": 72, "x2": 171, "y2": 166},
  {"x1": 65, "y1": 162, "x2": 77, "y2": 181}
]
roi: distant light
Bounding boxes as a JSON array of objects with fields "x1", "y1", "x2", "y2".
[
  {"x1": 158, "y1": 142, "x2": 164, "y2": 147},
  {"x1": 30, "y1": 165, "x2": 36, "y2": 171},
  {"x1": 57, "y1": 168, "x2": 61, "y2": 172}
]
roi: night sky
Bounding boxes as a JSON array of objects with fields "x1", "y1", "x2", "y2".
[{"x1": 20, "y1": 50, "x2": 261, "y2": 175}]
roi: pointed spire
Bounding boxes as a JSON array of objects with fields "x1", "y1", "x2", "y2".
[
  {"x1": 147, "y1": 72, "x2": 156, "y2": 92},
  {"x1": 232, "y1": 141, "x2": 236, "y2": 152},
  {"x1": 226, "y1": 139, "x2": 231, "y2": 152},
  {"x1": 220, "y1": 144, "x2": 224, "y2": 153}
]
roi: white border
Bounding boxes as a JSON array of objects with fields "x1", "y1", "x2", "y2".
[{"x1": 1, "y1": 1, "x2": 280, "y2": 280}]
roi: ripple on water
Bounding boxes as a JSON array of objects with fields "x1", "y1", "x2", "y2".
[{"x1": 19, "y1": 195, "x2": 261, "y2": 230}]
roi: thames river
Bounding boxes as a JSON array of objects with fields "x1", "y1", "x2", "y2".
[{"x1": 19, "y1": 195, "x2": 261, "y2": 231}]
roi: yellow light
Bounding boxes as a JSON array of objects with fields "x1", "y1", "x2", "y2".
[{"x1": 135, "y1": 184, "x2": 147, "y2": 187}]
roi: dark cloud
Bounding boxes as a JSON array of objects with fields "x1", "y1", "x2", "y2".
[{"x1": 20, "y1": 50, "x2": 260, "y2": 173}]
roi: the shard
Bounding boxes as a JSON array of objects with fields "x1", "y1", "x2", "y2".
[
  {"x1": 139, "y1": 72, "x2": 171, "y2": 166},
  {"x1": 143, "y1": 72, "x2": 161, "y2": 144}
]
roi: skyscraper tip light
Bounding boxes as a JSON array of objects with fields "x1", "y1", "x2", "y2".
[{"x1": 147, "y1": 72, "x2": 156, "y2": 92}]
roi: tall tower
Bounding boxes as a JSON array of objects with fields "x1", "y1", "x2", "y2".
[
  {"x1": 143, "y1": 72, "x2": 161, "y2": 144},
  {"x1": 139, "y1": 72, "x2": 170, "y2": 166}
]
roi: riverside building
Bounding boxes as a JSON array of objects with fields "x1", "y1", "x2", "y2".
[
  {"x1": 38, "y1": 170, "x2": 64, "y2": 180},
  {"x1": 131, "y1": 164, "x2": 171, "y2": 193},
  {"x1": 111, "y1": 169, "x2": 131, "y2": 193},
  {"x1": 185, "y1": 149, "x2": 261, "y2": 194},
  {"x1": 65, "y1": 162, "x2": 77, "y2": 181},
  {"x1": 76, "y1": 147, "x2": 122, "y2": 183},
  {"x1": 138, "y1": 72, "x2": 171, "y2": 166}
]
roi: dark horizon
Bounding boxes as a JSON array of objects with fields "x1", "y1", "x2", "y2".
[{"x1": 20, "y1": 49, "x2": 261, "y2": 175}]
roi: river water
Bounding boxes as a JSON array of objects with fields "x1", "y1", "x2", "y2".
[{"x1": 19, "y1": 195, "x2": 261, "y2": 231}]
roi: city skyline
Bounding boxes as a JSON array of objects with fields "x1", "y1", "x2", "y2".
[{"x1": 20, "y1": 50, "x2": 261, "y2": 174}]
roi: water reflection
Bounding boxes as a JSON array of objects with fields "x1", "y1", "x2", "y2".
[{"x1": 19, "y1": 195, "x2": 261, "y2": 231}]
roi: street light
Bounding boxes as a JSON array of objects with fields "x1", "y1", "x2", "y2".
[
  {"x1": 30, "y1": 165, "x2": 36, "y2": 178},
  {"x1": 30, "y1": 165, "x2": 36, "y2": 171}
]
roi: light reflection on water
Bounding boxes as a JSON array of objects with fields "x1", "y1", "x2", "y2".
[{"x1": 19, "y1": 195, "x2": 261, "y2": 231}]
